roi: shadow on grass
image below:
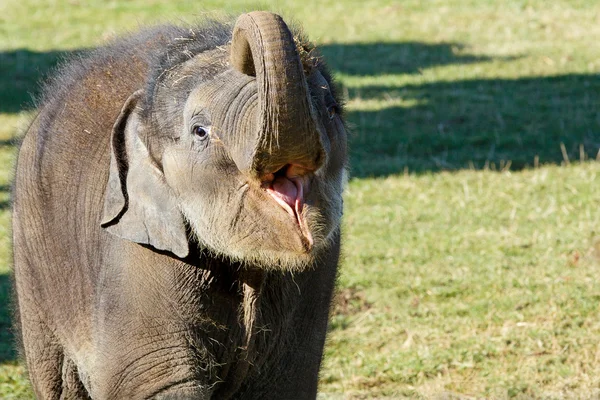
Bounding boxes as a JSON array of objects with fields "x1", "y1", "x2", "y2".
[
  {"x1": 0, "y1": 141, "x2": 15, "y2": 148},
  {"x1": 0, "y1": 200, "x2": 11, "y2": 211},
  {"x1": 346, "y1": 74, "x2": 600, "y2": 177},
  {"x1": 318, "y1": 43, "x2": 599, "y2": 177},
  {"x1": 0, "y1": 49, "x2": 79, "y2": 113},
  {"x1": 319, "y1": 42, "x2": 502, "y2": 76},
  {"x1": 0, "y1": 273, "x2": 17, "y2": 362},
  {"x1": 0, "y1": 183, "x2": 11, "y2": 212}
]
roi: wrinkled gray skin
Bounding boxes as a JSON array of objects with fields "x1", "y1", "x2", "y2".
[{"x1": 12, "y1": 12, "x2": 347, "y2": 399}]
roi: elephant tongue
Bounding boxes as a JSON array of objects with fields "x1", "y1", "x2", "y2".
[
  {"x1": 267, "y1": 176, "x2": 313, "y2": 247},
  {"x1": 272, "y1": 176, "x2": 298, "y2": 208}
]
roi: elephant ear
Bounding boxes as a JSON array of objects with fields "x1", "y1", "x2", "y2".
[{"x1": 101, "y1": 90, "x2": 189, "y2": 258}]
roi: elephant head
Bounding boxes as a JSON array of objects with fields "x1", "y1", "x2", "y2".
[{"x1": 101, "y1": 12, "x2": 347, "y2": 270}]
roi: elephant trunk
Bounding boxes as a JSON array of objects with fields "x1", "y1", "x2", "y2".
[{"x1": 230, "y1": 12, "x2": 324, "y2": 178}]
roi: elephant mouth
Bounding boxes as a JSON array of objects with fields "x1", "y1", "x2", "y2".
[{"x1": 262, "y1": 165, "x2": 314, "y2": 250}]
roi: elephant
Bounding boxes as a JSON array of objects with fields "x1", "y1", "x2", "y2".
[{"x1": 12, "y1": 11, "x2": 347, "y2": 399}]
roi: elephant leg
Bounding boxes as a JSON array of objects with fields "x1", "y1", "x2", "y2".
[
  {"x1": 19, "y1": 313, "x2": 64, "y2": 400},
  {"x1": 60, "y1": 357, "x2": 91, "y2": 400},
  {"x1": 19, "y1": 311, "x2": 89, "y2": 400}
]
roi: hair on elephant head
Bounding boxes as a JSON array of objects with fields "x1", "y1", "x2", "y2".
[{"x1": 100, "y1": 12, "x2": 347, "y2": 271}]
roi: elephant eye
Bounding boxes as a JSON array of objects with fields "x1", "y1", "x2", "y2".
[
  {"x1": 327, "y1": 104, "x2": 339, "y2": 119},
  {"x1": 192, "y1": 125, "x2": 209, "y2": 139},
  {"x1": 325, "y1": 91, "x2": 339, "y2": 120}
]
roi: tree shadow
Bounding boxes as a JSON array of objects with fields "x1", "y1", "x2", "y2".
[
  {"x1": 0, "y1": 200, "x2": 11, "y2": 211},
  {"x1": 0, "y1": 182, "x2": 11, "y2": 212},
  {"x1": 321, "y1": 42, "x2": 600, "y2": 177},
  {"x1": 0, "y1": 49, "x2": 80, "y2": 113},
  {"x1": 0, "y1": 140, "x2": 17, "y2": 148},
  {"x1": 345, "y1": 74, "x2": 600, "y2": 177},
  {"x1": 0, "y1": 273, "x2": 17, "y2": 362},
  {"x1": 319, "y1": 42, "x2": 514, "y2": 76}
]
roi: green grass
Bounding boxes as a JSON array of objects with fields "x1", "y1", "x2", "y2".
[
  {"x1": 1, "y1": 0, "x2": 600, "y2": 398},
  {"x1": 328, "y1": 165, "x2": 600, "y2": 398}
]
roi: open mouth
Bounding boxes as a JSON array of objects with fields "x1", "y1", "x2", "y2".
[{"x1": 262, "y1": 165, "x2": 313, "y2": 249}]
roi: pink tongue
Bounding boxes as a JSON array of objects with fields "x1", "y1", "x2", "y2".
[{"x1": 272, "y1": 176, "x2": 298, "y2": 207}]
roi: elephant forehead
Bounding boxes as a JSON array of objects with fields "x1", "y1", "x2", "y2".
[
  {"x1": 185, "y1": 71, "x2": 259, "y2": 132},
  {"x1": 186, "y1": 70, "x2": 256, "y2": 110}
]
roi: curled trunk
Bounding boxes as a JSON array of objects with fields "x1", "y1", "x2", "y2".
[{"x1": 229, "y1": 11, "x2": 324, "y2": 177}]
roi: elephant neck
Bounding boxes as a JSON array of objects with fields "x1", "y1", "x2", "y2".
[
  {"x1": 181, "y1": 253, "x2": 300, "y2": 396},
  {"x1": 210, "y1": 267, "x2": 266, "y2": 398}
]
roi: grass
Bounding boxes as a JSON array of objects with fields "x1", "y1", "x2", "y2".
[
  {"x1": 329, "y1": 165, "x2": 600, "y2": 398},
  {"x1": 1, "y1": 0, "x2": 600, "y2": 398}
]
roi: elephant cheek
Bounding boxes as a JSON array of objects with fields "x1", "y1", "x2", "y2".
[{"x1": 162, "y1": 148, "x2": 191, "y2": 195}]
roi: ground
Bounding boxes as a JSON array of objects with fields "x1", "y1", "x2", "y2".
[{"x1": 1, "y1": 0, "x2": 599, "y2": 398}]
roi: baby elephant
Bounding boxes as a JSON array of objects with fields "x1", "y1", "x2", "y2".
[{"x1": 12, "y1": 11, "x2": 347, "y2": 399}]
